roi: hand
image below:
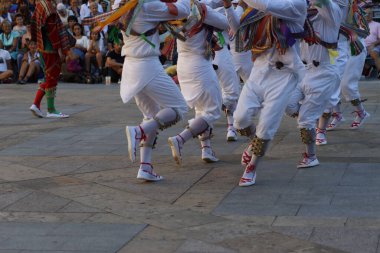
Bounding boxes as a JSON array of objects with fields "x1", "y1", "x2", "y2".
[{"x1": 92, "y1": 25, "x2": 103, "y2": 34}]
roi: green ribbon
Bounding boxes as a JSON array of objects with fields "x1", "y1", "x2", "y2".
[
  {"x1": 217, "y1": 31, "x2": 225, "y2": 48},
  {"x1": 140, "y1": 34, "x2": 156, "y2": 48}
]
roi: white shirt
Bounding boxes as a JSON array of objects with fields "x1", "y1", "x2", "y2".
[
  {"x1": 122, "y1": 0, "x2": 191, "y2": 58},
  {"x1": 301, "y1": 1, "x2": 344, "y2": 63},
  {"x1": 76, "y1": 35, "x2": 90, "y2": 49},
  {"x1": 177, "y1": 5, "x2": 229, "y2": 56},
  {"x1": 225, "y1": 0, "x2": 307, "y2": 73},
  {"x1": 80, "y1": 3, "x2": 103, "y2": 21},
  {"x1": 0, "y1": 49, "x2": 11, "y2": 72}
]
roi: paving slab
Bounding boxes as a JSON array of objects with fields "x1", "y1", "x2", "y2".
[
  {"x1": 309, "y1": 227, "x2": 380, "y2": 253},
  {"x1": 0, "y1": 81, "x2": 379, "y2": 252}
]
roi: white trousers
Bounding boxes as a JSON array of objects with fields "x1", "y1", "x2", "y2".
[
  {"x1": 331, "y1": 49, "x2": 367, "y2": 103},
  {"x1": 289, "y1": 64, "x2": 339, "y2": 129},
  {"x1": 232, "y1": 51, "x2": 254, "y2": 83},
  {"x1": 177, "y1": 54, "x2": 222, "y2": 128},
  {"x1": 213, "y1": 46, "x2": 241, "y2": 107},
  {"x1": 327, "y1": 40, "x2": 349, "y2": 109},
  {"x1": 134, "y1": 71, "x2": 188, "y2": 120},
  {"x1": 234, "y1": 63, "x2": 298, "y2": 140}
]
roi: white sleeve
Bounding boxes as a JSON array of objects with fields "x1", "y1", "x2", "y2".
[
  {"x1": 142, "y1": 0, "x2": 191, "y2": 21},
  {"x1": 311, "y1": 0, "x2": 343, "y2": 26},
  {"x1": 84, "y1": 36, "x2": 90, "y2": 49},
  {"x1": 98, "y1": 3, "x2": 103, "y2": 13},
  {"x1": 225, "y1": 6, "x2": 240, "y2": 34},
  {"x1": 204, "y1": 5, "x2": 229, "y2": 30},
  {"x1": 242, "y1": 0, "x2": 304, "y2": 22},
  {"x1": 199, "y1": 0, "x2": 224, "y2": 9},
  {"x1": 80, "y1": 4, "x2": 88, "y2": 20},
  {"x1": 4, "y1": 51, "x2": 11, "y2": 61}
]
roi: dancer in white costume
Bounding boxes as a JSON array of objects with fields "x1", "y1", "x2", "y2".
[
  {"x1": 327, "y1": 37, "x2": 370, "y2": 131},
  {"x1": 201, "y1": 2, "x2": 241, "y2": 142},
  {"x1": 94, "y1": 0, "x2": 191, "y2": 181},
  {"x1": 167, "y1": 0, "x2": 228, "y2": 165},
  {"x1": 224, "y1": 0, "x2": 307, "y2": 186},
  {"x1": 228, "y1": 0, "x2": 253, "y2": 84},
  {"x1": 317, "y1": 0, "x2": 369, "y2": 145},
  {"x1": 318, "y1": 36, "x2": 349, "y2": 137},
  {"x1": 286, "y1": 0, "x2": 345, "y2": 168}
]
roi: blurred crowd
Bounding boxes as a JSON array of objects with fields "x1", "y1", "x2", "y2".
[
  {"x1": 0, "y1": 0, "x2": 133, "y2": 84},
  {"x1": 1, "y1": 0, "x2": 380, "y2": 84}
]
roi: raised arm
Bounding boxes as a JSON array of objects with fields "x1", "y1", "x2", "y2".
[
  {"x1": 309, "y1": 0, "x2": 343, "y2": 26},
  {"x1": 142, "y1": 0, "x2": 191, "y2": 21},
  {"x1": 242, "y1": 0, "x2": 305, "y2": 23},
  {"x1": 224, "y1": 3, "x2": 241, "y2": 34},
  {"x1": 204, "y1": 5, "x2": 229, "y2": 30},
  {"x1": 200, "y1": 0, "x2": 224, "y2": 9}
]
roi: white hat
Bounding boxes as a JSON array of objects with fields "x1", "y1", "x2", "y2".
[
  {"x1": 57, "y1": 3, "x2": 66, "y2": 11},
  {"x1": 232, "y1": 0, "x2": 239, "y2": 4}
]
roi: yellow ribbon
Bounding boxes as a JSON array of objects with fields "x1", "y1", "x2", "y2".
[
  {"x1": 328, "y1": 49, "x2": 339, "y2": 64},
  {"x1": 98, "y1": 0, "x2": 139, "y2": 29}
]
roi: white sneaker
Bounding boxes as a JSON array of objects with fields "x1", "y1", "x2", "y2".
[
  {"x1": 126, "y1": 126, "x2": 142, "y2": 163},
  {"x1": 297, "y1": 153, "x2": 320, "y2": 168},
  {"x1": 315, "y1": 128, "x2": 327, "y2": 146},
  {"x1": 226, "y1": 129, "x2": 238, "y2": 141},
  {"x1": 168, "y1": 136, "x2": 182, "y2": 166},
  {"x1": 239, "y1": 164, "x2": 256, "y2": 187},
  {"x1": 201, "y1": 147, "x2": 219, "y2": 163},
  {"x1": 137, "y1": 168, "x2": 163, "y2": 182},
  {"x1": 30, "y1": 104, "x2": 44, "y2": 118},
  {"x1": 327, "y1": 113, "x2": 345, "y2": 131},
  {"x1": 241, "y1": 144, "x2": 253, "y2": 166},
  {"x1": 351, "y1": 111, "x2": 370, "y2": 129},
  {"x1": 46, "y1": 111, "x2": 69, "y2": 118}
]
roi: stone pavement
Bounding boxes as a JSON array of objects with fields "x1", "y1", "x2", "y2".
[{"x1": 0, "y1": 80, "x2": 379, "y2": 253}]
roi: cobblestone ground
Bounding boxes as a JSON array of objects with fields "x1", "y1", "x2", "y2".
[{"x1": 0, "y1": 80, "x2": 379, "y2": 253}]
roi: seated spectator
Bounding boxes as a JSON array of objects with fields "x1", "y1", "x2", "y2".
[
  {"x1": 0, "y1": 40, "x2": 13, "y2": 83},
  {"x1": 0, "y1": 3, "x2": 13, "y2": 26},
  {"x1": 13, "y1": 13, "x2": 27, "y2": 37},
  {"x1": 0, "y1": 20, "x2": 18, "y2": 70},
  {"x1": 80, "y1": 0, "x2": 103, "y2": 23},
  {"x1": 364, "y1": 7, "x2": 380, "y2": 78},
  {"x1": 111, "y1": 0, "x2": 126, "y2": 10},
  {"x1": 84, "y1": 2, "x2": 108, "y2": 36},
  {"x1": 67, "y1": 15, "x2": 79, "y2": 35},
  {"x1": 17, "y1": 23, "x2": 31, "y2": 69},
  {"x1": 100, "y1": 0, "x2": 109, "y2": 12},
  {"x1": 57, "y1": 3, "x2": 74, "y2": 27},
  {"x1": 17, "y1": 40, "x2": 41, "y2": 84},
  {"x1": 66, "y1": 23, "x2": 89, "y2": 72},
  {"x1": 16, "y1": 0, "x2": 32, "y2": 25},
  {"x1": 28, "y1": 0, "x2": 35, "y2": 13},
  {"x1": 105, "y1": 38, "x2": 124, "y2": 83},
  {"x1": 85, "y1": 29, "x2": 105, "y2": 83},
  {"x1": 68, "y1": 0, "x2": 82, "y2": 23}
]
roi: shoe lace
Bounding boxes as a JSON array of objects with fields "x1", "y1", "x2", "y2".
[
  {"x1": 245, "y1": 164, "x2": 255, "y2": 174},
  {"x1": 351, "y1": 110, "x2": 365, "y2": 120},
  {"x1": 140, "y1": 162, "x2": 159, "y2": 177},
  {"x1": 241, "y1": 150, "x2": 252, "y2": 165},
  {"x1": 316, "y1": 128, "x2": 326, "y2": 135},
  {"x1": 331, "y1": 112, "x2": 341, "y2": 118},
  {"x1": 301, "y1": 152, "x2": 309, "y2": 163},
  {"x1": 137, "y1": 125, "x2": 147, "y2": 142},
  {"x1": 201, "y1": 145, "x2": 215, "y2": 156}
]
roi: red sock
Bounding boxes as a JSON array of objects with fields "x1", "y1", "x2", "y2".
[{"x1": 33, "y1": 89, "x2": 45, "y2": 109}]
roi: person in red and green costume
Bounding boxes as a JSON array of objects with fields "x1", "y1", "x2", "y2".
[{"x1": 29, "y1": 0, "x2": 74, "y2": 118}]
